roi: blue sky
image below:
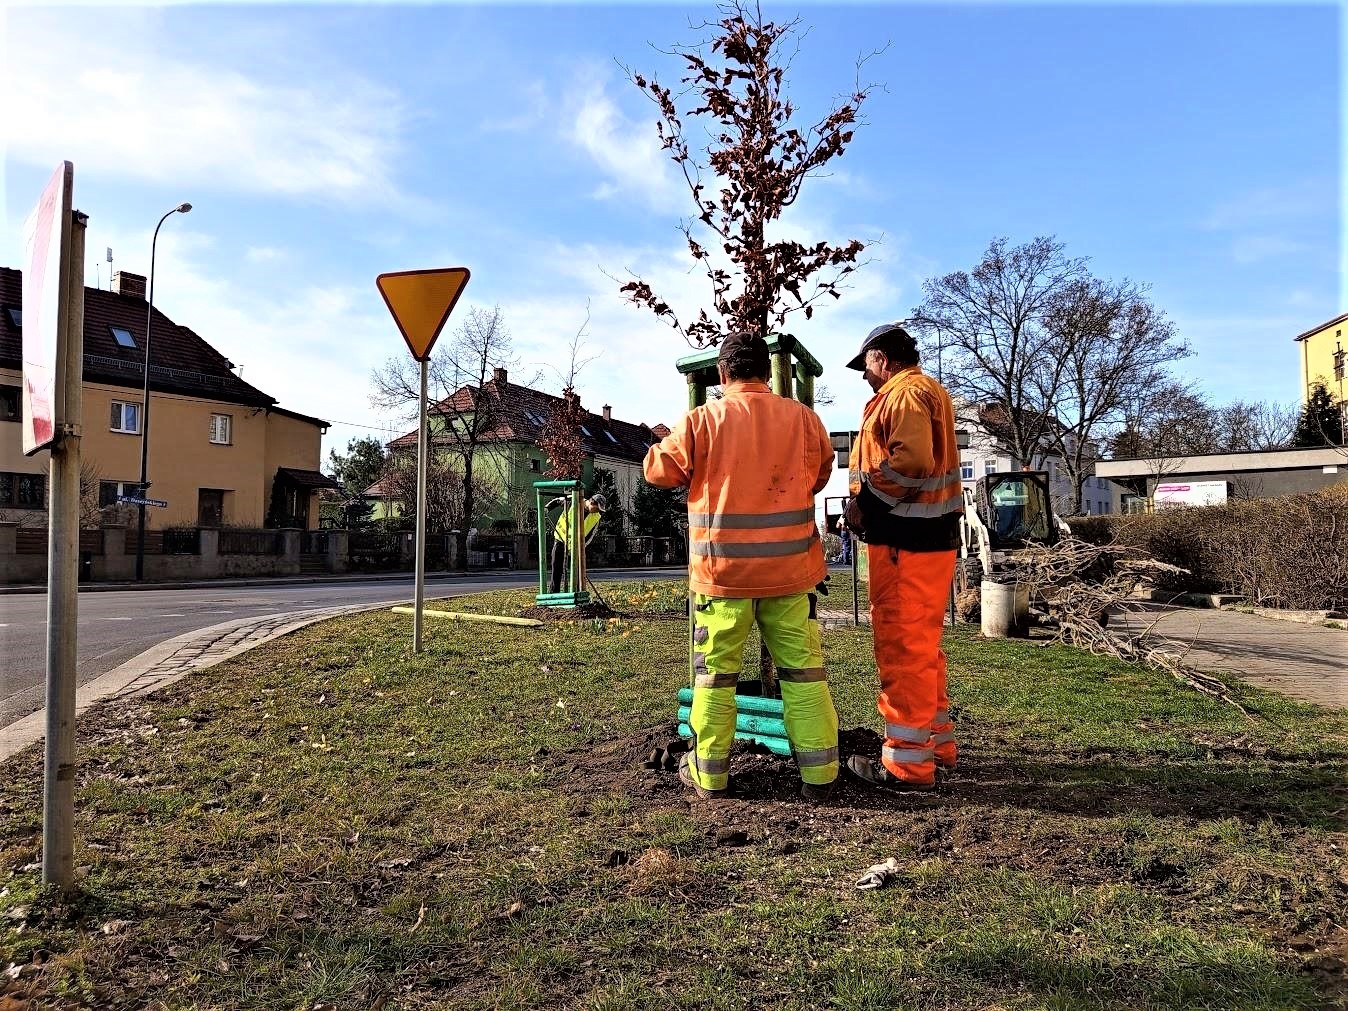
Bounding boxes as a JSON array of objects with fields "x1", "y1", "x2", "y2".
[{"x1": 2, "y1": 1, "x2": 1340, "y2": 508}]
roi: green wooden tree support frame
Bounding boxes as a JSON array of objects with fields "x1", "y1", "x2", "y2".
[
  {"x1": 533, "y1": 479, "x2": 591, "y2": 607},
  {"x1": 673, "y1": 334, "x2": 824, "y2": 759},
  {"x1": 675, "y1": 333, "x2": 823, "y2": 411}
]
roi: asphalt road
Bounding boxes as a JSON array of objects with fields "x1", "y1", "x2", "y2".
[{"x1": 0, "y1": 568, "x2": 673, "y2": 730}]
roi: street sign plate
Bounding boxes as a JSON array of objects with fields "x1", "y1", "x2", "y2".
[
  {"x1": 376, "y1": 267, "x2": 471, "y2": 360},
  {"x1": 117, "y1": 495, "x2": 167, "y2": 508},
  {"x1": 21, "y1": 162, "x2": 73, "y2": 456}
]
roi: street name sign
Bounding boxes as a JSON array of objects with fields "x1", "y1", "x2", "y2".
[
  {"x1": 376, "y1": 267, "x2": 471, "y2": 361},
  {"x1": 21, "y1": 162, "x2": 73, "y2": 455},
  {"x1": 118, "y1": 495, "x2": 167, "y2": 508}
]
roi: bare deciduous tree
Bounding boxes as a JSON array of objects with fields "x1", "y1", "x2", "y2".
[
  {"x1": 1038, "y1": 276, "x2": 1190, "y2": 513},
  {"x1": 370, "y1": 305, "x2": 518, "y2": 568},
  {"x1": 912, "y1": 237, "x2": 1194, "y2": 514},
  {"x1": 911, "y1": 236, "x2": 1088, "y2": 473},
  {"x1": 618, "y1": 1, "x2": 875, "y2": 348}
]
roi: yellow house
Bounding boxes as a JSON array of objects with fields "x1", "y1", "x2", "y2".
[
  {"x1": 1294, "y1": 311, "x2": 1348, "y2": 408},
  {"x1": 1, "y1": 266, "x2": 336, "y2": 530}
]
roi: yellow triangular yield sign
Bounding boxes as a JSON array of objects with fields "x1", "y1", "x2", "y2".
[{"x1": 376, "y1": 267, "x2": 471, "y2": 360}]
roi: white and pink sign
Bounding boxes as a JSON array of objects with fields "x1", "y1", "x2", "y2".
[{"x1": 21, "y1": 162, "x2": 72, "y2": 456}]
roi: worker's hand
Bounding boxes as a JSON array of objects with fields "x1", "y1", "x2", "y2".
[
  {"x1": 844, "y1": 497, "x2": 865, "y2": 536},
  {"x1": 815, "y1": 577, "x2": 830, "y2": 596}
]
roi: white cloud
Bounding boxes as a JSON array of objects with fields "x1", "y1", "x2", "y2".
[
  {"x1": 564, "y1": 74, "x2": 681, "y2": 211},
  {"x1": 3, "y1": 9, "x2": 407, "y2": 206},
  {"x1": 245, "y1": 246, "x2": 287, "y2": 264},
  {"x1": 1230, "y1": 235, "x2": 1307, "y2": 264},
  {"x1": 1202, "y1": 181, "x2": 1325, "y2": 231}
]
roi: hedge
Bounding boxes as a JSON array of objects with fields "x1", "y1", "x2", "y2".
[{"x1": 1065, "y1": 485, "x2": 1348, "y2": 611}]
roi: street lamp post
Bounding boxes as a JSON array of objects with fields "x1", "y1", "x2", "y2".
[{"x1": 135, "y1": 202, "x2": 192, "y2": 581}]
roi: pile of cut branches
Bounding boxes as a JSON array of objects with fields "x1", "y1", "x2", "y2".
[{"x1": 1015, "y1": 537, "x2": 1254, "y2": 718}]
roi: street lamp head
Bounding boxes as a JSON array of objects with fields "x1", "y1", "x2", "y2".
[{"x1": 177, "y1": 202, "x2": 193, "y2": 213}]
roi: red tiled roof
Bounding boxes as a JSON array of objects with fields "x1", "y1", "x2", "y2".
[
  {"x1": 1, "y1": 266, "x2": 274, "y2": 407},
  {"x1": 387, "y1": 378, "x2": 660, "y2": 464}
]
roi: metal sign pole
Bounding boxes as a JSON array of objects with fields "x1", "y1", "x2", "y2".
[
  {"x1": 44, "y1": 205, "x2": 85, "y2": 891},
  {"x1": 413, "y1": 358, "x2": 428, "y2": 653}
]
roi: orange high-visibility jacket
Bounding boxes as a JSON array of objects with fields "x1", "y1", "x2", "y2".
[
  {"x1": 848, "y1": 366, "x2": 962, "y2": 550},
  {"x1": 644, "y1": 381, "x2": 832, "y2": 598}
]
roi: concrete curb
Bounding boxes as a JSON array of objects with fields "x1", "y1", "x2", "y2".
[
  {"x1": 0, "y1": 601, "x2": 396, "y2": 763},
  {"x1": 0, "y1": 571, "x2": 506, "y2": 596},
  {"x1": 1226, "y1": 605, "x2": 1348, "y2": 627}
]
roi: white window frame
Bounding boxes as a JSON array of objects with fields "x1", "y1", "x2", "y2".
[
  {"x1": 960, "y1": 461, "x2": 974, "y2": 480},
  {"x1": 110, "y1": 400, "x2": 141, "y2": 434},
  {"x1": 209, "y1": 413, "x2": 233, "y2": 445},
  {"x1": 984, "y1": 460, "x2": 997, "y2": 475}
]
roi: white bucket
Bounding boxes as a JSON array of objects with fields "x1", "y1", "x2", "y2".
[{"x1": 980, "y1": 578, "x2": 1030, "y2": 638}]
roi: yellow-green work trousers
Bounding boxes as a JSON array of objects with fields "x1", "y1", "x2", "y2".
[{"x1": 686, "y1": 592, "x2": 839, "y2": 792}]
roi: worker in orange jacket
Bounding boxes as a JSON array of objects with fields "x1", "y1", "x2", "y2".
[
  {"x1": 843, "y1": 322, "x2": 963, "y2": 791},
  {"x1": 644, "y1": 332, "x2": 839, "y2": 802}
]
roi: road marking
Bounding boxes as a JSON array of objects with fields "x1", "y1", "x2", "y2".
[
  {"x1": 206, "y1": 610, "x2": 236, "y2": 615},
  {"x1": 160, "y1": 613, "x2": 186, "y2": 617},
  {"x1": 98, "y1": 617, "x2": 135, "y2": 622}
]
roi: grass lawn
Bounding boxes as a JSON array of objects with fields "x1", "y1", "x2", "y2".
[{"x1": 1, "y1": 579, "x2": 1345, "y2": 1011}]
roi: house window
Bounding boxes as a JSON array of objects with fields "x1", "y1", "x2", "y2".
[
  {"x1": 580, "y1": 425, "x2": 592, "y2": 437},
  {"x1": 4, "y1": 307, "x2": 20, "y2": 328},
  {"x1": 960, "y1": 461, "x2": 974, "y2": 480},
  {"x1": 605, "y1": 430, "x2": 618, "y2": 444},
  {"x1": 0, "y1": 472, "x2": 45, "y2": 509},
  {"x1": 99, "y1": 480, "x2": 137, "y2": 507},
  {"x1": 110, "y1": 400, "x2": 141, "y2": 434},
  {"x1": 0, "y1": 384, "x2": 18, "y2": 422},
  {"x1": 984, "y1": 460, "x2": 997, "y2": 475},
  {"x1": 209, "y1": 413, "x2": 232, "y2": 445},
  {"x1": 1334, "y1": 343, "x2": 1344, "y2": 382},
  {"x1": 110, "y1": 326, "x2": 137, "y2": 349},
  {"x1": 529, "y1": 458, "x2": 541, "y2": 473}
]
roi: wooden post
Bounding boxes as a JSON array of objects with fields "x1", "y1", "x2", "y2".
[{"x1": 43, "y1": 203, "x2": 85, "y2": 892}]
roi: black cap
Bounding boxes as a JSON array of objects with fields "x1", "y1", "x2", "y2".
[
  {"x1": 718, "y1": 330, "x2": 769, "y2": 361},
  {"x1": 718, "y1": 330, "x2": 771, "y2": 377},
  {"x1": 846, "y1": 321, "x2": 916, "y2": 371}
]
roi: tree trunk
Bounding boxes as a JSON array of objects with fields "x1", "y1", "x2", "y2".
[{"x1": 457, "y1": 450, "x2": 475, "y2": 571}]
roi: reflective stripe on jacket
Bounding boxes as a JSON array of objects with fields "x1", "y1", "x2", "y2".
[
  {"x1": 848, "y1": 366, "x2": 962, "y2": 550},
  {"x1": 643, "y1": 380, "x2": 831, "y2": 598}
]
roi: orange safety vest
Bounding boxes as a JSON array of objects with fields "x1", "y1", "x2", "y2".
[
  {"x1": 848, "y1": 366, "x2": 962, "y2": 526},
  {"x1": 644, "y1": 381, "x2": 832, "y2": 598}
]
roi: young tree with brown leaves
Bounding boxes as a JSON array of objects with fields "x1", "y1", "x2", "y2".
[{"x1": 618, "y1": 1, "x2": 875, "y2": 348}]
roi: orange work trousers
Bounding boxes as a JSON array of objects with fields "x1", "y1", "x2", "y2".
[{"x1": 867, "y1": 544, "x2": 957, "y2": 785}]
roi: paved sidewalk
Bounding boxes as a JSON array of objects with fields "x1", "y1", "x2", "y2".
[
  {"x1": 1111, "y1": 604, "x2": 1348, "y2": 708},
  {"x1": 0, "y1": 602, "x2": 384, "y2": 761}
]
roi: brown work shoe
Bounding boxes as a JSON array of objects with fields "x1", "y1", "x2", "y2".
[
  {"x1": 845, "y1": 755, "x2": 934, "y2": 793},
  {"x1": 800, "y1": 778, "x2": 837, "y2": 804},
  {"x1": 678, "y1": 753, "x2": 728, "y2": 801}
]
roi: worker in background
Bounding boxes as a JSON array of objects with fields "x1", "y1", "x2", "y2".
[
  {"x1": 548, "y1": 493, "x2": 606, "y2": 594},
  {"x1": 842, "y1": 322, "x2": 962, "y2": 791},
  {"x1": 837, "y1": 515, "x2": 852, "y2": 566},
  {"x1": 645, "y1": 332, "x2": 839, "y2": 803}
]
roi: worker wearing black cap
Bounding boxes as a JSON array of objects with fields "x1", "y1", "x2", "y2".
[
  {"x1": 842, "y1": 322, "x2": 963, "y2": 791},
  {"x1": 645, "y1": 331, "x2": 840, "y2": 803}
]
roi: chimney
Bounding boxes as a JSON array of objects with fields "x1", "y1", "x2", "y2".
[
  {"x1": 492, "y1": 366, "x2": 508, "y2": 385},
  {"x1": 112, "y1": 271, "x2": 146, "y2": 300},
  {"x1": 602, "y1": 404, "x2": 612, "y2": 423}
]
